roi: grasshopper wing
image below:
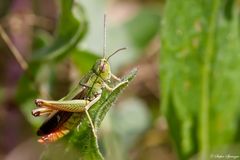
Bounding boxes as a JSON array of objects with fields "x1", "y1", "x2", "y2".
[{"x1": 37, "y1": 111, "x2": 73, "y2": 136}]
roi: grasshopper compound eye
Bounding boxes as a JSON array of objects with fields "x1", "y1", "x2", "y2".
[
  {"x1": 92, "y1": 59, "x2": 108, "y2": 75},
  {"x1": 100, "y1": 59, "x2": 107, "y2": 73}
]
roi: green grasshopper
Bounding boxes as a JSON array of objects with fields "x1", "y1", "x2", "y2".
[{"x1": 31, "y1": 15, "x2": 128, "y2": 143}]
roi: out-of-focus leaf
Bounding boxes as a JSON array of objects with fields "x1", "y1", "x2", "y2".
[
  {"x1": 125, "y1": 8, "x2": 160, "y2": 49},
  {"x1": 71, "y1": 48, "x2": 99, "y2": 74},
  {"x1": 16, "y1": 76, "x2": 37, "y2": 104},
  {"x1": 224, "y1": 0, "x2": 234, "y2": 20},
  {"x1": 111, "y1": 98, "x2": 150, "y2": 150},
  {"x1": 15, "y1": 74, "x2": 42, "y2": 128},
  {"x1": 160, "y1": 1, "x2": 203, "y2": 158},
  {"x1": 101, "y1": 97, "x2": 150, "y2": 160},
  {"x1": 160, "y1": 0, "x2": 240, "y2": 159},
  {"x1": 210, "y1": 7, "x2": 240, "y2": 148},
  {"x1": 31, "y1": 0, "x2": 87, "y2": 62},
  {"x1": 32, "y1": 30, "x2": 53, "y2": 51},
  {"x1": 41, "y1": 68, "x2": 137, "y2": 160}
]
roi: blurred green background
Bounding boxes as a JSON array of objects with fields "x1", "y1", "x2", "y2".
[{"x1": 0, "y1": 0, "x2": 240, "y2": 160}]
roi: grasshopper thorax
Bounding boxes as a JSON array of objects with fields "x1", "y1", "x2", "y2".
[{"x1": 92, "y1": 58, "x2": 111, "y2": 81}]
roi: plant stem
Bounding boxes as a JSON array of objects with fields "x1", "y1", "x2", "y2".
[{"x1": 0, "y1": 25, "x2": 28, "y2": 70}]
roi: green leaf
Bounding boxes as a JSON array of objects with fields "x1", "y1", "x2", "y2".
[
  {"x1": 32, "y1": 30, "x2": 53, "y2": 51},
  {"x1": 15, "y1": 71, "x2": 44, "y2": 128},
  {"x1": 31, "y1": 0, "x2": 87, "y2": 62},
  {"x1": 40, "y1": 68, "x2": 137, "y2": 160},
  {"x1": 160, "y1": 0, "x2": 240, "y2": 159}
]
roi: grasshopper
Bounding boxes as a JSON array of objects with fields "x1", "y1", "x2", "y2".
[{"x1": 31, "y1": 15, "x2": 128, "y2": 143}]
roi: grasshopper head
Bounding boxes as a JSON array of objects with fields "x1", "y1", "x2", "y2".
[
  {"x1": 92, "y1": 48, "x2": 126, "y2": 81},
  {"x1": 92, "y1": 58, "x2": 111, "y2": 80}
]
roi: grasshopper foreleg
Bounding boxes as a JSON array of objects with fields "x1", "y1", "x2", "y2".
[
  {"x1": 111, "y1": 73, "x2": 121, "y2": 82},
  {"x1": 104, "y1": 80, "x2": 128, "y2": 92}
]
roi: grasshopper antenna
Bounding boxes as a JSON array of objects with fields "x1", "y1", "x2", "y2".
[
  {"x1": 103, "y1": 14, "x2": 107, "y2": 58},
  {"x1": 107, "y1": 47, "x2": 127, "y2": 60}
]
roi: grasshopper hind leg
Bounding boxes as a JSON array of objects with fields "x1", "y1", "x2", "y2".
[{"x1": 34, "y1": 95, "x2": 101, "y2": 139}]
